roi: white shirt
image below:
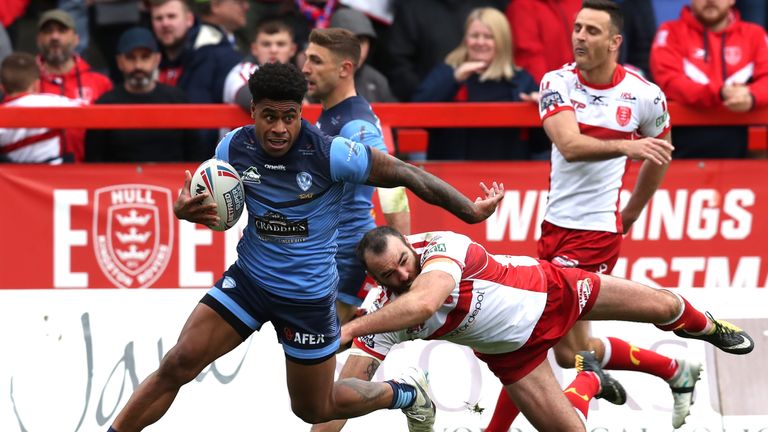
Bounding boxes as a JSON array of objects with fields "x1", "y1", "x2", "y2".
[
  {"x1": 0, "y1": 93, "x2": 83, "y2": 164},
  {"x1": 538, "y1": 63, "x2": 671, "y2": 233}
]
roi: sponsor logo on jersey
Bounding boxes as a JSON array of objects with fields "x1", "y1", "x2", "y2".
[
  {"x1": 655, "y1": 111, "x2": 669, "y2": 127},
  {"x1": 572, "y1": 100, "x2": 587, "y2": 110},
  {"x1": 284, "y1": 328, "x2": 326, "y2": 345},
  {"x1": 222, "y1": 276, "x2": 236, "y2": 289},
  {"x1": 344, "y1": 139, "x2": 361, "y2": 162},
  {"x1": 620, "y1": 92, "x2": 637, "y2": 101},
  {"x1": 540, "y1": 89, "x2": 564, "y2": 111},
  {"x1": 616, "y1": 106, "x2": 632, "y2": 126},
  {"x1": 296, "y1": 172, "x2": 312, "y2": 191},
  {"x1": 447, "y1": 291, "x2": 485, "y2": 337},
  {"x1": 242, "y1": 166, "x2": 261, "y2": 184},
  {"x1": 576, "y1": 277, "x2": 593, "y2": 312},
  {"x1": 359, "y1": 333, "x2": 376, "y2": 349},
  {"x1": 725, "y1": 46, "x2": 742, "y2": 65},
  {"x1": 92, "y1": 185, "x2": 173, "y2": 288},
  {"x1": 553, "y1": 255, "x2": 579, "y2": 268},
  {"x1": 589, "y1": 94, "x2": 608, "y2": 106},
  {"x1": 264, "y1": 163, "x2": 286, "y2": 171},
  {"x1": 253, "y1": 211, "x2": 309, "y2": 243},
  {"x1": 298, "y1": 140, "x2": 315, "y2": 156},
  {"x1": 422, "y1": 242, "x2": 446, "y2": 261}
]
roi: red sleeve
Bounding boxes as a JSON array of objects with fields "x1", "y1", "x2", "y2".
[
  {"x1": 650, "y1": 23, "x2": 722, "y2": 108},
  {"x1": 507, "y1": 0, "x2": 548, "y2": 82},
  {"x1": 747, "y1": 26, "x2": 768, "y2": 108}
]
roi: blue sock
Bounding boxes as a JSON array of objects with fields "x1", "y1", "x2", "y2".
[{"x1": 385, "y1": 379, "x2": 417, "y2": 409}]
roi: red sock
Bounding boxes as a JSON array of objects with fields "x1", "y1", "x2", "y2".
[
  {"x1": 484, "y1": 388, "x2": 520, "y2": 432},
  {"x1": 655, "y1": 295, "x2": 709, "y2": 333},
  {"x1": 603, "y1": 337, "x2": 677, "y2": 380},
  {"x1": 564, "y1": 371, "x2": 600, "y2": 419}
]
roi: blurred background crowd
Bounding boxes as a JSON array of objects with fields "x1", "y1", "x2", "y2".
[{"x1": 1, "y1": 0, "x2": 767, "y2": 163}]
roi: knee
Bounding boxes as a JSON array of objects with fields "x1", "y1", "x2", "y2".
[
  {"x1": 658, "y1": 290, "x2": 684, "y2": 322},
  {"x1": 291, "y1": 403, "x2": 330, "y2": 424},
  {"x1": 553, "y1": 346, "x2": 578, "y2": 369},
  {"x1": 156, "y1": 346, "x2": 206, "y2": 385}
]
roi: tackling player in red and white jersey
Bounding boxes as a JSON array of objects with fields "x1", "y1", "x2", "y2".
[
  {"x1": 310, "y1": 227, "x2": 753, "y2": 431},
  {"x1": 486, "y1": 0, "x2": 702, "y2": 430}
]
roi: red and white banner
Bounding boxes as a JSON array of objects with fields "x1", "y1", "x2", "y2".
[{"x1": 1, "y1": 160, "x2": 766, "y2": 289}]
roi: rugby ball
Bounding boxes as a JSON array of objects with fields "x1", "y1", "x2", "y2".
[{"x1": 190, "y1": 159, "x2": 245, "y2": 231}]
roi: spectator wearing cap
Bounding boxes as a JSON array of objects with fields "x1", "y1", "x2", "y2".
[
  {"x1": 36, "y1": 8, "x2": 113, "y2": 162},
  {"x1": 328, "y1": 7, "x2": 396, "y2": 102},
  {"x1": 84, "y1": 27, "x2": 206, "y2": 162}
]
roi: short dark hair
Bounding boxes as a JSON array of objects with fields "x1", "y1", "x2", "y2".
[
  {"x1": 308, "y1": 28, "x2": 360, "y2": 67},
  {"x1": 582, "y1": 0, "x2": 623, "y2": 34},
  {"x1": 248, "y1": 62, "x2": 307, "y2": 104},
  {"x1": 355, "y1": 226, "x2": 408, "y2": 268},
  {"x1": 148, "y1": 0, "x2": 190, "y2": 12},
  {"x1": 255, "y1": 18, "x2": 294, "y2": 40},
  {"x1": 1, "y1": 52, "x2": 40, "y2": 94}
]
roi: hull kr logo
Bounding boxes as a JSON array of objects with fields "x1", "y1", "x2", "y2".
[{"x1": 93, "y1": 184, "x2": 174, "y2": 288}]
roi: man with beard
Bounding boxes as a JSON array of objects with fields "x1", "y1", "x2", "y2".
[
  {"x1": 84, "y1": 27, "x2": 205, "y2": 162},
  {"x1": 149, "y1": 0, "x2": 242, "y2": 152},
  {"x1": 36, "y1": 9, "x2": 113, "y2": 162},
  {"x1": 651, "y1": 0, "x2": 768, "y2": 158}
]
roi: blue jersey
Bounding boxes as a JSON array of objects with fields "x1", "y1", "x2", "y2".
[
  {"x1": 316, "y1": 96, "x2": 387, "y2": 249},
  {"x1": 215, "y1": 120, "x2": 372, "y2": 299}
]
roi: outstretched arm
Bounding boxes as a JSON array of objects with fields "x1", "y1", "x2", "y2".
[
  {"x1": 342, "y1": 264, "x2": 456, "y2": 345},
  {"x1": 366, "y1": 148, "x2": 504, "y2": 224}
]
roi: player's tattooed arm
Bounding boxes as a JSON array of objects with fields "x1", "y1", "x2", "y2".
[{"x1": 366, "y1": 148, "x2": 503, "y2": 224}]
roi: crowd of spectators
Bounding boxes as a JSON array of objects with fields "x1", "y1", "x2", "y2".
[{"x1": 1, "y1": 0, "x2": 768, "y2": 163}]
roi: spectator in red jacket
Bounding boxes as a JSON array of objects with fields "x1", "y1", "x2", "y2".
[
  {"x1": 505, "y1": 0, "x2": 582, "y2": 83},
  {"x1": 36, "y1": 9, "x2": 113, "y2": 162},
  {"x1": 651, "y1": 0, "x2": 768, "y2": 158}
]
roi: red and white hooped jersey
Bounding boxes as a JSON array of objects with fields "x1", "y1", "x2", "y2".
[
  {"x1": 538, "y1": 63, "x2": 671, "y2": 233},
  {"x1": 353, "y1": 231, "x2": 549, "y2": 358}
]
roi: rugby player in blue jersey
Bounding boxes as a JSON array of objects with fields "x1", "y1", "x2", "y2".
[
  {"x1": 107, "y1": 61, "x2": 504, "y2": 432},
  {"x1": 303, "y1": 27, "x2": 411, "y2": 326}
]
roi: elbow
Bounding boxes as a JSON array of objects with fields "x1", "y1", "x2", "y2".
[
  {"x1": 413, "y1": 300, "x2": 439, "y2": 322},
  {"x1": 558, "y1": 147, "x2": 581, "y2": 162}
]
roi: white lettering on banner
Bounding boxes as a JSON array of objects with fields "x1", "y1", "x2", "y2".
[
  {"x1": 178, "y1": 219, "x2": 213, "y2": 287},
  {"x1": 612, "y1": 256, "x2": 766, "y2": 288},
  {"x1": 635, "y1": 188, "x2": 755, "y2": 241},
  {"x1": 486, "y1": 188, "x2": 755, "y2": 243},
  {"x1": 110, "y1": 188, "x2": 156, "y2": 205},
  {"x1": 486, "y1": 190, "x2": 546, "y2": 241},
  {"x1": 54, "y1": 189, "x2": 88, "y2": 287},
  {"x1": 722, "y1": 188, "x2": 754, "y2": 239}
]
